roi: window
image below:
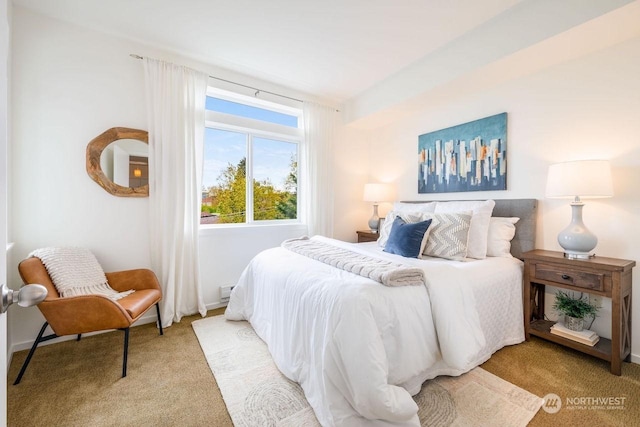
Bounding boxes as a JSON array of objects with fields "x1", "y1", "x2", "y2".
[{"x1": 201, "y1": 89, "x2": 303, "y2": 226}]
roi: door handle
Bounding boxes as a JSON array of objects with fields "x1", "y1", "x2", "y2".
[{"x1": 1, "y1": 283, "x2": 48, "y2": 313}]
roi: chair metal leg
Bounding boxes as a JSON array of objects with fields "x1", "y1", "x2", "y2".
[
  {"x1": 156, "y1": 303, "x2": 164, "y2": 336},
  {"x1": 122, "y1": 327, "x2": 129, "y2": 378},
  {"x1": 14, "y1": 322, "x2": 58, "y2": 385},
  {"x1": 18, "y1": 307, "x2": 160, "y2": 383}
]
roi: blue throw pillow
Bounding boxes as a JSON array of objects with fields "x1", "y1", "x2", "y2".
[{"x1": 383, "y1": 216, "x2": 432, "y2": 258}]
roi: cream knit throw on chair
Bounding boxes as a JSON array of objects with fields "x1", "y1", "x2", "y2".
[{"x1": 29, "y1": 247, "x2": 134, "y2": 300}]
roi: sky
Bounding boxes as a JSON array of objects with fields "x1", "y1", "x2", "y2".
[{"x1": 202, "y1": 97, "x2": 299, "y2": 192}]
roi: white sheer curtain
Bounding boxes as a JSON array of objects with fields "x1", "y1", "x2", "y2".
[
  {"x1": 303, "y1": 102, "x2": 337, "y2": 237},
  {"x1": 143, "y1": 58, "x2": 208, "y2": 327}
]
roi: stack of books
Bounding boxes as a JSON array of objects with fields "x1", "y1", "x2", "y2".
[{"x1": 550, "y1": 323, "x2": 600, "y2": 346}]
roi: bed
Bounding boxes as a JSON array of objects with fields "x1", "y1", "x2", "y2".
[{"x1": 225, "y1": 199, "x2": 537, "y2": 426}]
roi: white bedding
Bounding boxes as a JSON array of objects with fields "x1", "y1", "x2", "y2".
[{"x1": 225, "y1": 236, "x2": 524, "y2": 426}]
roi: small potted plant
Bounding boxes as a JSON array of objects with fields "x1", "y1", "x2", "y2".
[{"x1": 553, "y1": 291, "x2": 599, "y2": 332}]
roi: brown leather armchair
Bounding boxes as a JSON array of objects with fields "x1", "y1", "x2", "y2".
[{"x1": 14, "y1": 256, "x2": 163, "y2": 385}]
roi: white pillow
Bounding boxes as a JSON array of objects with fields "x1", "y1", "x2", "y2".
[
  {"x1": 487, "y1": 217, "x2": 519, "y2": 258},
  {"x1": 421, "y1": 212, "x2": 472, "y2": 261},
  {"x1": 378, "y1": 210, "x2": 430, "y2": 255},
  {"x1": 377, "y1": 203, "x2": 434, "y2": 245},
  {"x1": 434, "y1": 200, "x2": 495, "y2": 259},
  {"x1": 392, "y1": 201, "x2": 436, "y2": 213}
]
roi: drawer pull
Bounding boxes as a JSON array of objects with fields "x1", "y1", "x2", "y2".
[{"x1": 561, "y1": 274, "x2": 571, "y2": 280}]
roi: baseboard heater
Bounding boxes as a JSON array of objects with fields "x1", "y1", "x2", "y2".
[{"x1": 220, "y1": 285, "x2": 235, "y2": 303}]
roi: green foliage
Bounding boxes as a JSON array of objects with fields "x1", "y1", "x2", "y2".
[
  {"x1": 203, "y1": 156, "x2": 297, "y2": 223},
  {"x1": 253, "y1": 179, "x2": 282, "y2": 220},
  {"x1": 212, "y1": 157, "x2": 247, "y2": 223},
  {"x1": 276, "y1": 156, "x2": 297, "y2": 219},
  {"x1": 201, "y1": 205, "x2": 215, "y2": 214},
  {"x1": 553, "y1": 291, "x2": 599, "y2": 319}
]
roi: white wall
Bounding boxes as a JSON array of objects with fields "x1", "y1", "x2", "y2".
[
  {"x1": 332, "y1": 125, "x2": 372, "y2": 240},
  {"x1": 8, "y1": 7, "x2": 358, "y2": 352},
  {"x1": 362, "y1": 36, "x2": 640, "y2": 360},
  {"x1": 9, "y1": 7, "x2": 150, "y2": 351}
]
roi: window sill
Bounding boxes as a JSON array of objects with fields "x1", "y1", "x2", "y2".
[{"x1": 199, "y1": 222, "x2": 307, "y2": 237}]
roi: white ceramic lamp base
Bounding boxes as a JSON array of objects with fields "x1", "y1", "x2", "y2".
[
  {"x1": 558, "y1": 202, "x2": 597, "y2": 259},
  {"x1": 368, "y1": 204, "x2": 380, "y2": 232}
]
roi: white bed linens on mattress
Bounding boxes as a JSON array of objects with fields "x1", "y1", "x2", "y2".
[{"x1": 225, "y1": 235, "x2": 525, "y2": 426}]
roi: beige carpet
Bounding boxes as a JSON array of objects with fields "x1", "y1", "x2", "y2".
[
  {"x1": 7, "y1": 308, "x2": 233, "y2": 427},
  {"x1": 192, "y1": 315, "x2": 543, "y2": 426},
  {"x1": 9, "y1": 310, "x2": 639, "y2": 426}
]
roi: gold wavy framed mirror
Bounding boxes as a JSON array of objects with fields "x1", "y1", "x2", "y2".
[{"x1": 86, "y1": 127, "x2": 149, "y2": 197}]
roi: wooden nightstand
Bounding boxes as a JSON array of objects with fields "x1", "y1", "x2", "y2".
[
  {"x1": 522, "y1": 249, "x2": 635, "y2": 375},
  {"x1": 356, "y1": 230, "x2": 379, "y2": 243}
]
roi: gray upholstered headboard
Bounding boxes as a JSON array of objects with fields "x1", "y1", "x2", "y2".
[
  {"x1": 492, "y1": 199, "x2": 537, "y2": 259},
  {"x1": 403, "y1": 199, "x2": 537, "y2": 259}
]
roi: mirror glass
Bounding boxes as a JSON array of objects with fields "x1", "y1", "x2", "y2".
[
  {"x1": 86, "y1": 127, "x2": 149, "y2": 197},
  {"x1": 100, "y1": 139, "x2": 149, "y2": 188}
]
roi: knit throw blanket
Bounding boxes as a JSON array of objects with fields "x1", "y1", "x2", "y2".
[
  {"x1": 282, "y1": 237, "x2": 425, "y2": 287},
  {"x1": 29, "y1": 247, "x2": 134, "y2": 300}
]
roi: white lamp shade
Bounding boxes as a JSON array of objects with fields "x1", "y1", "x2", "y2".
[
  {"x1": 545, "y1": 160, "x2": 613, "y2": 199},
  {"x1": 363, "y1": 183, "x2": 395, "y2": 202}
]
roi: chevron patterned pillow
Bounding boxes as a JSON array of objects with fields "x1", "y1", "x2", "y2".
[
  {"x1": 421, "y1": 212, "x2": 472, "y2": 260},
  {"x1": 434, "y1": 199, "x2": 495, "y2": 259}
]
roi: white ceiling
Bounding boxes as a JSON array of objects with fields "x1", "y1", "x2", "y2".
[{"x1": 12, "y1": 0, "x2": 523, "y2": 103}]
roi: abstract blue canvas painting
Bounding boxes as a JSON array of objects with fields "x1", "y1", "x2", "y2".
[{"x1": 418, "y1": 113, "x2": 507, "y2": 194}]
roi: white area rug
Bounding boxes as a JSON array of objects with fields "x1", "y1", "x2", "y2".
[{"x1": 193, "y1": 315, "x2": 542, "y2": 426}]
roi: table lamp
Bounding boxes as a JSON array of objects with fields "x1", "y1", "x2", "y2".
[
  {"x1": 363, "y1": 183, "x2": 395, "y2": 233},
  {"x1": 545, "y1": 160, "x2": 613, "y2": 259}
]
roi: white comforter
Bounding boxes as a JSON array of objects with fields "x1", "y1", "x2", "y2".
[{"x1": 225, "y1": 236, "x2": 524, "y2": 426}]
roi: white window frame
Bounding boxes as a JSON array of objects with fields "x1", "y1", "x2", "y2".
[{"x1": 202, "y1": 87, "x2": 304, "y2": 228}]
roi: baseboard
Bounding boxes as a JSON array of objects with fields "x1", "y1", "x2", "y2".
[
  {"x1": 8, "y1": 300, "x2": 228, "y2": 356},
  {"x1": 205, "y1": 301, "x2": 228, "y2": 311}
]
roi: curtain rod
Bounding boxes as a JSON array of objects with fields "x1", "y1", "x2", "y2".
[{"x1": 130, "y1": 53, "x2": 305, "y2": 104}]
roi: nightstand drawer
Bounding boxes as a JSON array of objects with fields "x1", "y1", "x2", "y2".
[
  {"x1": 534, "y1": 263, "x2": 605, "y2": 291},
  {"x1": 356, "y1": 230, "x2": 379, "y2": 243}
]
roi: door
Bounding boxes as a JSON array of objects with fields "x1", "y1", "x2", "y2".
[{"x1": 1, "y1": 0, "x2": 10, "y2": 423}]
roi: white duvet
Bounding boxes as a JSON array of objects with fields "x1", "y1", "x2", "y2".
[{"x1": 225, "y1": 236, "x2": 524, "y2": 426}]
